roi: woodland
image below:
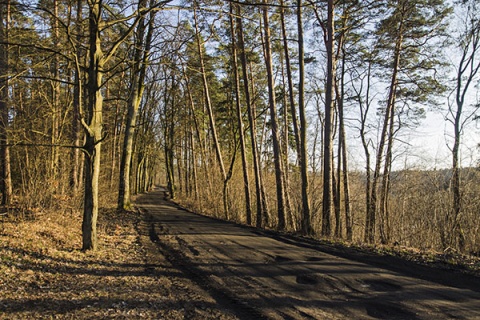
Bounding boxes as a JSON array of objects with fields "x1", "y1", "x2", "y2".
[{"x1": 0, "y1": 0, "x2": 479, "y2": 257}]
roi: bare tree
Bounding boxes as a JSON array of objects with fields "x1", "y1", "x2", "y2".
[{"x1": 446, "y1": 0, "x2": 480, "y2": 251}]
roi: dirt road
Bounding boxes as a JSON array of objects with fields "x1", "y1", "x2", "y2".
[{"x1": 136, "y1": 188, "x2": 480, "y2": 320}]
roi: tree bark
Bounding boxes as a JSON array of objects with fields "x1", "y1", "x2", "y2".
[
  {"x1": 367, "y1": 21, "x2": 403, "y2": 244},
  {"x1": 262, "y1": 0, "x2": 286, "y2": 230},
  {"x1": 0, "y1": 0, "x2": 12, "y2": 206},
  {"x1": 82, "y1": 0, "x2": 104, "y2": 251},
  {"x1": 322, "y1": 0, "x2": 335, "y2": 236},
  {"x1": 71, "y1": 0, "x2": 83, "y2": 195},
  {"x1": 297, "y1": 0, "x2": 313, "y2": 235},
  {"x1": 338, "y1": 50, "x2": 352, "y2": 241},
  {"x1": 118, "y1": 0, "x2": 154, "y2": 210},
  {"x1": 236, "y1": 9, "x2": 267, "y2": 228},
  {"x1": 230, "y1": 4, "x2": 252, "y2": 225},
  {"x1": 193, "y1": 2, "x2": 229, "y2": 217}
]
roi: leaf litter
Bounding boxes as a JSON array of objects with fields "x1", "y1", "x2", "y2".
[{"x1": 0, "y1": 201, "x2": 237, "y2": 319}]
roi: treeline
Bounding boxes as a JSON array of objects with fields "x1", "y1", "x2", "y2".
[{"x1": 0, "y1": 0, "x2": 479, "y2": 254}]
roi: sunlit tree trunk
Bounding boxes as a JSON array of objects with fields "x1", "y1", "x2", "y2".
[
  {"x1": 448, "y1": 0, "x2": 480, "y2": 251},
  {"x1": 118, "y1": 0, "x2": 154, "y2": 210},
  {"x1": 51, "y1": 0, "x2": 60, "y2": 183},
  {"x1": 297, "y1": 0, "x2": 313, "y2": 235},
  {"x1": 0, "y1": 0, "x2": 11, "y2": 206},
  {"x1": 236, "y1": 7, "x2": 268, "y2": 227},
  {"x1": 71, "y1": 0, "x2": 83, "y2": 195},
  {"x1": 279, "y1": 0, "x2": 300, "y2": 155},
  {"x1": 82, "y1": 0, "x2": 104, "y2": 251},
  {"x1": 338, "y1": 50, "x2": 352, "y2": 240},
  {"x1": 230, "y1": 4, "x2": 252, "y2": 225},
  {"x1": 367, "y1": 22, "x2": 402, "y2": 245},
  {"x1": 322, "y1": 0, "x2": 335, "y2": 236},
  {"x1": 262, "y1": 0, "x2": 286, "y2": 230},
  {"x1": 193, "y1": 2, "x2": 229, "y2": 217}
]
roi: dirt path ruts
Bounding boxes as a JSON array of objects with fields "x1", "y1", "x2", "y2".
[{"x1": 136, "y1": 188, "x2": 480, "y2": 320}]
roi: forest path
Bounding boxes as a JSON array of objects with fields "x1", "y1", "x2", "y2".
[{"x1": 136, "y1": 187, "x2": 480, "y2": 320}]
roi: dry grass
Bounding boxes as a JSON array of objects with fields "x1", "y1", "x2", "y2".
[{"x1": 0, "y1": 198, "x2": 235, "y2": 319}]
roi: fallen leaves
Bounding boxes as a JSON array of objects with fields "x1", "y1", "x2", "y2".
[{"x1": 0, "y1": 203, "x2": 236, "y2": 319}]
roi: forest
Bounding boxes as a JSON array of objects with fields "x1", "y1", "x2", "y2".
[{"x1": 0, "y1": 0, "x2": 479, "y2": 256}]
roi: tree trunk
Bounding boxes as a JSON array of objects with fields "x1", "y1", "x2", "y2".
[
  {"x1": 367, "y1": 24, "x2": 403, "y2": 244},
  {"x1": 230, "y1": 4, "x2": 252, "y2": 225},
  {"x1": 322, "y1": 0, "x2": 335, "y2": 237},
  {"x1": 0, "y1": 0, "x2": 12, "y2": 205},
  {"x1": 51, "y1": 0, "x2": 60, "y2": 184},
  {"x1": 193, "y1": 2, "x2": 228, "y2": 217},
  {"x1": 379, "y1": 103, "x2": 395, "y2": 244},
  {"x1": 262, "y1": 1, "x2": 286, "y2": 230},
  {"x1": 279, "y1": 0, "x2": 300, "y2": 156},
  {"x1": 164, "y1": 75, "x2": 176, "y2": 198},
  {"x1": 338, "y1": 51, "x2": 352, "y2": 241},
  {"x1": 297, "y1": 0, "x2": 313, "y2": 235},
  {"x1": 236, "y1": 7, "x2": 267, "y2": 228},
  {"x1": 118, "y1": 0, "x2": 154, "y2": 210},
  {"x1": 71, "y1": 0, "x2": 83, "y2": 195},
  {"x1": 82, "y1": 0, "x2": 104, "y2": 251}
]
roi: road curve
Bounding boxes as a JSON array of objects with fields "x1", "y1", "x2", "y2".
[{"x1": 136, "y1": 188, "x2": 480, "y2": 320}]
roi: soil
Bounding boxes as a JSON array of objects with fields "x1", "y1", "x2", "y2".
[{"x1": 1, "y1": 187, "x2": 480, "y2": 319}]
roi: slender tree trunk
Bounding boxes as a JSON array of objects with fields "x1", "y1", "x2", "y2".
[
  {"x1": 164, "y1": 75, "x2": 176, "y2": 198},
  {"x1": 447, "y1": 6, "x2": 480, "y2": 249},
  {"x1": 280, "y1": 57, "x2": 295, "y2": 230},
  {"x1": 451, "y1": 128, "x2": 464, "y2": 250},
  {"x1": 379, "y1": 103, "x2": 395, "y2": 244},
  {"x1": 338, "y1": 51, "x2": 352, "y2": 240},
  {"x1": 322, "y1": 0, "x2": 335, "y2": 236},
  {"x1": 230, "y1": 4, "x2": 252, "y2": 225},
  {"x1": 71, "y1": 0, "x2": 84, "y2": 194},
  {"x1": 297, "y1": 0, "x2": 313, "y2": 235},
  {"x1": 182, "y1": 66, "x2": 212, "y2": 201},
  {"x1": 118, "y1": 0, "x2": 154, "y2": 209},
  {"x1": 279, "y1": 0, "x2": 300, "y2": 156},
  {"x1": 367, "y1": 26, "x2": 403, "y2": 244},
  {"x1": 190, "y1": 128, "x2": 199, "y2": 200},
  {"x1": 334, "y1": 135, "x2": 341, "y2": 238},
  {"x1": 0, "y1": 0, "x2": 12, "y2": 205},
  {"x1": 110, "y1": 94, "x2": 120, "y2": 188},
  {"x1": 262, "y1": 0, "x2": 286, "y2": 230},
  {"x1": 193, "y1": 2, "x2": 228, "y2": 217},
  {"x1": 236, "y1": 7, "x2": 266, "y2": 228},
  {"x1": 51, "y1": 0, "x2": 60, "y2": 183}
]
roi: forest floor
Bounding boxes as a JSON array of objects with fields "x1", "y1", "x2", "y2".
[
  {"x1": 0, "y1": 188, "x2": 480, "y2": 319},
  {"x1": 0, "y1": 196, "x2": 237, "y2": 319}
]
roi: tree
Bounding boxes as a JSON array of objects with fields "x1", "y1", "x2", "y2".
[
  {"x1": 81, "y1": 0, "x2": 155, "y2": 250},
  {"x1": 229, "y1": 3, "x2": 252, "y2": 225},
  {"x1": 192, "y1": 1, "x2": 230, "y2": 217},
  {"x1": 366, "y1": 0, "x2": 451, "y2": 243},
  {"x1": 0, "y1": 0, "x2": 12, "y2": 206},
  {"x1": 118, "y1": 0, "x2": 156, "y2": 210},
  {"x1": 297, "y1": 0, "x2": 313, "y2": 235},
  {"x1": 446, "y1": 0, "x2": 480, "y2": 251},
  {"x1": 321, "y1": 0, "x2": 335, "y2": 237},
  {"x1": 262, "y1": 0, "x2": 287, "y2": 230},
  {"x1": 236, "y1": 5, "x2": 269, "y2": 227}
]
